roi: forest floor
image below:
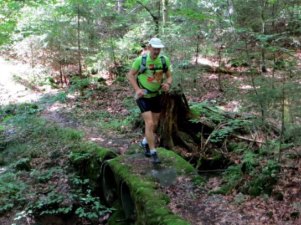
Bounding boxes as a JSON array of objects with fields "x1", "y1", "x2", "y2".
[{"x1": 1, "y1": 56, "x2": 301, "y2": 225}]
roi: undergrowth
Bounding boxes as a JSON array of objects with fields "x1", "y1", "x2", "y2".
[
  {"x1": 0, "y1": 103, "x2": 112, "y2": 223},
  {"x1": 0, "y1": 172, "x2": 27, "y2": 214},
  {"x1": 189, "y1": 101, "x2": 282, "y2": 196}
]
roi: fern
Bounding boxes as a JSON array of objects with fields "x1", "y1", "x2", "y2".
[
  {"x1": 0, "y1": 172, "x2": 27, "y2": 214},
  {"x1": 212, "y1": 165, "x2": 242, "y2": 194},
  {"x1": 242, "y1": 151, "x2": 257, "y2": 173}
]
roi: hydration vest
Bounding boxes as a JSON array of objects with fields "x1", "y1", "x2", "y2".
[
  {"x1": 139, "y1": 54, "x2": 168, "y2": 74},
  {"x1": 137, "y1": 54, "x2": 168, "y2": 93}
]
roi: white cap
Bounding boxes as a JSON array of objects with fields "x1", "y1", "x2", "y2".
[{"x1": 148, "y1": 37, "x2": 165, "y2": 48}]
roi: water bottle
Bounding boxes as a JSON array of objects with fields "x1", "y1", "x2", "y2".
[{"x1": 134, "y1": 89, "x2": 148, "y2": 100}]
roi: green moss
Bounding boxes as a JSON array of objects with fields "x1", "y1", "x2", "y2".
[
  {"x1": 211, "y1": 165, "x2": 242, "y2": 195},
  {"x1": 227, "y1": 141, "x2": 249, "y2": 153},
  {"x1": 71, "y1": 145, "x2": 192, "y2": 224},
  {"x1": 191, "y1": 175, "x2": 205, "y2": 186},
  {"x1": 108, "y1": 202, "x2": 130, "y2": 225},
  {"x1": 69, "y1": 142, "x2": 117, "y2": 188},
  {"x1": 14, "y1": 157, "x2": 31, "y2": 171},
  {"x1": 70, "y1": 142, "x2": 116, "y2": 158},
  {"x1": 157, "y1": 148, "x2": 196, "y2": 175},
  {"x1": 70, "y1": 142, "x2": 117, "y2": 164},
  {"x1": 94, "y1": 145, "x2": 118, "y2": 160},
  {"x1": 162, "y1": 216, "x2": 191, "y2": 225},
  {"x1": 108, "y1": 156, "x2": 190, "y2": 225}
]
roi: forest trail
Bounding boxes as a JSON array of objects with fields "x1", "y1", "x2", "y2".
[
  {"x1": 41, "y1": 104, "x2": 133, "y2": 155},
  {"x1": 1, "y1": 57, "x2": 301, "y2": 225}
]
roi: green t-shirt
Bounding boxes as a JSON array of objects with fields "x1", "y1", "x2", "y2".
[{"x1": 132, "y1": 53, "x2": 171, "y2": 93}]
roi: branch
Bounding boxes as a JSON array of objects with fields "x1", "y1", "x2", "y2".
[
  {"x1": 137, "y1": 1, "x2": 158, "y2": 21},
  {"x1": 128, "y1": 5, "x2": 142, "y2": 14},
  {"x1": 232, "y1": 134, "x2": 266, "y2": 144}
]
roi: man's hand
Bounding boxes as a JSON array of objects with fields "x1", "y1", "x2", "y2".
[
  {"x1": 135, "y1": 88, "x2": 146, "y2": 99},
  {"x1": 161, "y1": 82, "x2": 171, "y2": 92}
]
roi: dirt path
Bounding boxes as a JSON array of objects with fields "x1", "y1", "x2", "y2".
[
  {"x1": 40, "y1": 103, "x2": 133, "y2": 154},
  {"x1": 0, "y1": 56, "x2": 133, "y2": 154}
]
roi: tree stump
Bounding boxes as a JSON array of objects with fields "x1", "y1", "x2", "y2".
[{"x1": 159, "y1": 88, "x2": 211, "y2": 151}]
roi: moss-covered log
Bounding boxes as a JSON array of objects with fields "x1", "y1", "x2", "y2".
[
  {"x1": 69, "y1": 142, "x2": 117, "y2": 190},
  {"x1": 70, "y1": 145, "x2": 198, "y2": 224},
  {"x1": 107, "y1": 148, "x2": 196, "y2": 225}
]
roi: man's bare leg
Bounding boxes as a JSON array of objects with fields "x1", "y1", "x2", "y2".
[
  {"x1": 142, "y1": 111, "x2": 161, "y2": 163},
  {"x1": 142, "y1": 111, "x2": 156, "y2": 150}
]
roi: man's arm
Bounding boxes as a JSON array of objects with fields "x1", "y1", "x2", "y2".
[
  {"x1": 161, "y1": 70, "x2": 172, "y2": 92},
  {"x1": 127, "y1": 69, "x2": 145, "y2": 98}
]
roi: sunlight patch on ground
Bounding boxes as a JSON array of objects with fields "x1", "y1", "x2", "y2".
[
  {"x1": 218, "y1": 100, "x2": 241, "y2": 112},
  {"x1": 47, "y1": 101, "x2": 76, "y2": 114},
  {"x1": 67, "y1": 93, "x2": 77, "y2": 99},
  {"x1": 107, "y1": 107, "x2": 116, "y2": 114},
  {"x1": 208, "y1": 74, "x2": 218, "y2": 79},
  {"x1": 0, "y1": 57, "x2": 43, "y2": 105},
  {"x1": 192, "y1": 56, "x2": 219, "y2": 67},
  {"x1": 296, "y1": 50, "x2": 301, "y2": 67},
  {"x1": 97, "y1": 69, "x2": 115, "y2": 85},
  {"x1": 263, "y1": 71, "x2": 286, "y2": 79},
  {"x1": 89, "y1": 137, "x2": 105, "y2": 142},
  {"x1": 239, "y1": 84, "x2": 254, "y2": 90},
  {"x1": 0, "y1": 167, "x2": 7, "y2": 174},
  {"x1": 47, "y1": 104, "x2": 62, "y2": 112},
  {"x1": 233, "y1": 76, "x2": 244, "y2": 81}
]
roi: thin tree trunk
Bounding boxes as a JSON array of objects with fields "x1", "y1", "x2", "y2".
[
  {"x1": 77, "y1": 4, "x2": 82, "y2": 78},
  {"x1": 30, "y1": 42, "x2": 34, "y2": 68},
  {"x1": 271, "y1": 2, "x2": 276, "y2": 87},
  {"x1": 278, "y1": 72, "x2": 286, "y2": 162},
  {"x1": 77, "y1": 4, "x2": 83, "y2": 96},
  {"x1": 138, "y1": 1, "x2": 160, "y2": 35},
  {"x1": 217, "y1": 44, "x2": 224, "y2": 92},
  {"x1": 227, "y1": 0, "x2": 234, "y2": 27},
  {"x1": 116, "y1": 0, "x2": 124, "y2": 13},
  {"x1": 156, "y1": 0, "x2": 161, "y2": 35},
  {"x1": 260, "y1": 0, "x2": 267, "y2": 73},
  {"x1": 59, "y1": 62, "x2": 64, "y2": 87},
  {"x1": 195, "y1": 34, "x2": 200, "y2": 64},
  {"x1": 162, "y1": 0, "x2": 168, "y2": 32},
  {"x1": 245, "y1": 40, "x2": 265, "y2": 122}
]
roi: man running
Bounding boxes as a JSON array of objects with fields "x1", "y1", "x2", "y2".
[{"x1": 127, "y1": 37, "x2": 172, "y2": 164}]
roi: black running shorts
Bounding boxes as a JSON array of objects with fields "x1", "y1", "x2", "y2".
[{"x1": 136, "y1": 95, "x2": 162, "y2": 113}]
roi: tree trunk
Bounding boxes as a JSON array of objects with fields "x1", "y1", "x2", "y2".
[
  {"x1": 195, "y1": 34, "x2": 200, "y2": 64},
  {"x1": 162, "y1": 0, "x2": 168, "y2": 31},
  {"x1": 217, "y1": 44, "x2": 224, "y2": 92},
  {"x1": 30, "y1": 41, "x2": 35, "y2": 68},
  {"x1": 116, "y1": 0, "x2": 124, "y2": 13},
  {"x1": 260, "y1": 0, "x2": 267, "y2": 73},
  {"x1": 59, "y1": 62, "x2": 64, "y2": 87},
  {"x1": 77, "y1": 4, "x2": 82, "y2": 79},
  {"x1": 77, "y1": 3, "x2": 84, "y2": 96},
  {"x1": 138, "y1": 1, "x2": 160, "y2": 35}
]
